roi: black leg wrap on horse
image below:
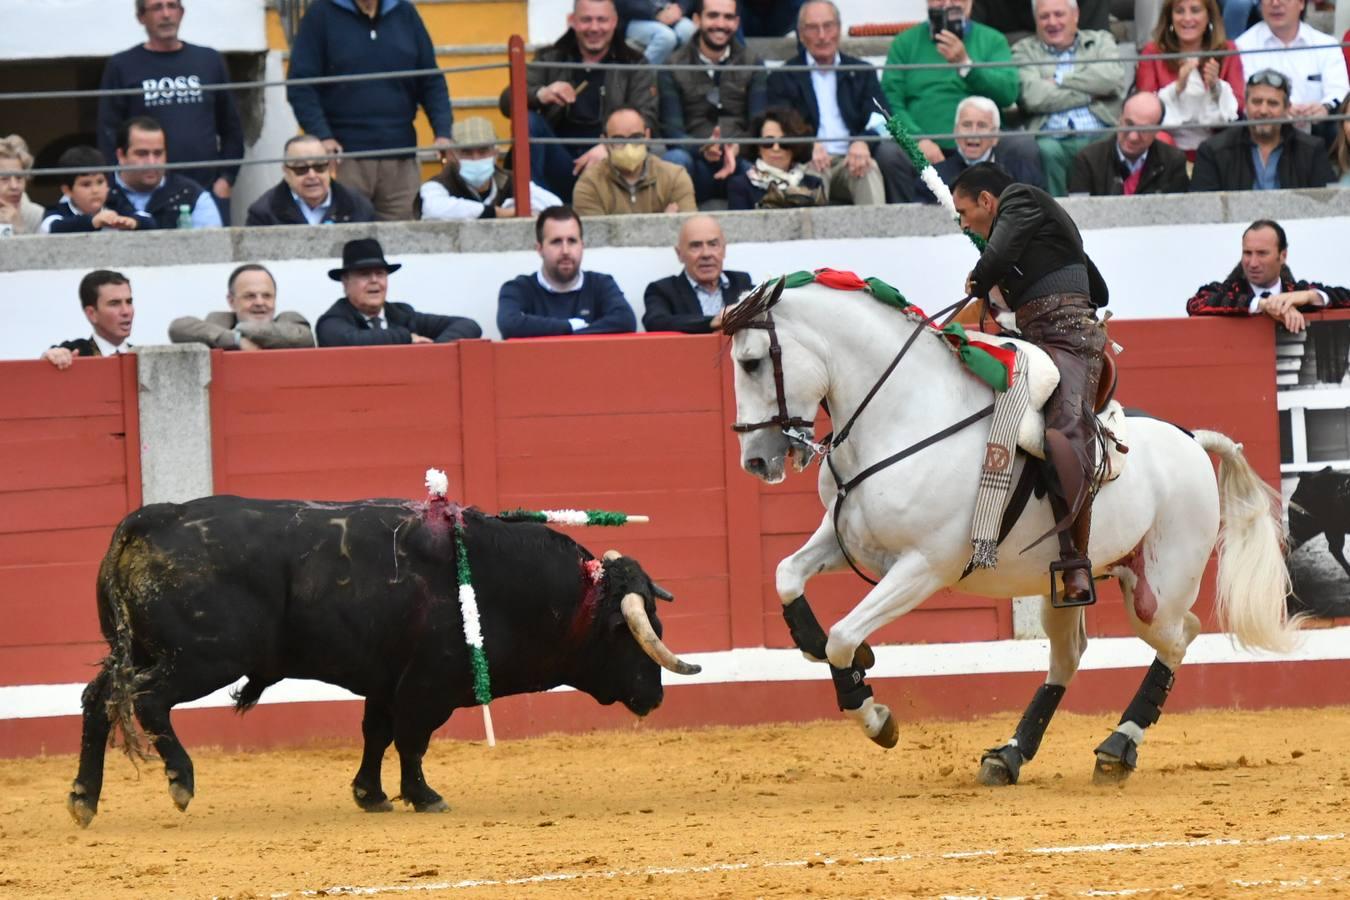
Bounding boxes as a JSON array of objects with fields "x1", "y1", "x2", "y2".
[
  {"x1": 830, "y1": 663, "x2": 873, "y2": 711},
  {"x1": 1119, "y1": 658, "x2": 1174, "y2": 728},
  {"x1": 783, "y1": 596, "x2": 828, "y2": 661},
  {"x1": 1013, "y1": 683, "x2": 1066, "y2": 762},
  {"x1": 980, "y1": 743, "x2": 1025, "y2": 783},
  {"x1": 1094, "y1": 730, "x2": 1138, "y2": 769}
]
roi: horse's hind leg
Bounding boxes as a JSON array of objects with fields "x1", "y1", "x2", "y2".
[
  {"x1": 978, "y1": 599, "x2": 1087, "y2": 786},
  {"x1": 67, "y1": 668, "x2": 114, "y2": 827},
  {"x1": 776, "y1": 518, "x2": 874, "y2": 669}
]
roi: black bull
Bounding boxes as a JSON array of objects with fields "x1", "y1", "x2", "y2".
[
  {"x1": 1288, "y1": 466, "x2": 1350, "y2": 578},
  {"x1": 67, "y1": 495, "x2": 699, "y2": 827}
]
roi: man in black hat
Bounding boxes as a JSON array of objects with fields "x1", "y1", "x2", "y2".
[{"x1": 315, "y1": 238, "x2": 482, "y2": 347}]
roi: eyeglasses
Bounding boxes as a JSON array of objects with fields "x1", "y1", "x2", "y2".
[
  {"x1": 1246, "y1": 69, "x2": 1290, "y2": 91},
  {"x1": 285, "y1": 162, "x2": 328, "y2": 175}
]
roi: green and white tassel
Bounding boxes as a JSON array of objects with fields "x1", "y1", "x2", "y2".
[
  {"x1": 881, "y1": 113, "x2": 987, "y2": 252},
  {"x1": 453, "y1": 517, "x2": 492, "y2": 706},
  {"x1": 497, "y1": 508, "x2": 649, "y2": 527}
]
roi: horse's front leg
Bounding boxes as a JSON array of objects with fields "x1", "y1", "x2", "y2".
[{"x1": 776, "y1": 517, "x2": 873, "y2": 667}]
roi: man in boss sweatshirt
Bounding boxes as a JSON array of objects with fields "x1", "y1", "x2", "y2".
[
  {"x1": 497, "y1": 207, "x2": 637, "y2": 339},
  {"x1": 287, "y1": 0, "x2": 453, "y2": 221},
  {"x1": 97, "y1": 0, "x2": 243, "y2": 222}
]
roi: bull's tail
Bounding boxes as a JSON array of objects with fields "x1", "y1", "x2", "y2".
[
  {"x1": 95, "y1": 524, "x2": 151, "y2": 763},
  {"x1": 1194, "y1": 430, "x2": 1302, "y2": 653}
]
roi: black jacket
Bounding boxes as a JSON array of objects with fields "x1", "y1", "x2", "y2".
[
  {"x1": 969, "y1": 183, "x2": 1108, "y2": 310},
  {"x1": 1190, "y1": 124, "x2": 1334, "y2": 192},
  {"x1": 499, "y1": 29, "x2": 657, "y2": 131},
  {"x1": 658, "y1": 39, "x2": 767, "y2": 141},
  {"x1": 1186, "y1": 264, "x2": 1350, "y2": 316},
  {"x1": 106, "y1": 174, "x2": 206, "y2": 230},
  {"x1": 53, "y1": 337, "x2": 100, "y2": 356},
  {"x1": 315, "y1": 298, "x2": 482, "y2": 347},
  {"x1": 642, "y1": 270, "x2": 754, "y2": 333},
  {"x1": 245, "y1": 180, "x2": 377, "y2": 226},
  {"x1": 766, "y1": 48, "x2": 891, "y2": 151},
  {"x1": 1068, "y1": 137, "x2": 1190, "y2": 196}
]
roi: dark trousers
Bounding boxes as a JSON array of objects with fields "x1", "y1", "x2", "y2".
[{"x1": 526, "y1": 112, "x2": 597, "y2": 204}]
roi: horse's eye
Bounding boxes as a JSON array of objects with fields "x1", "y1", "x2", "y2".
[{"x1": 739, "y1": 358, "x2": 761, "y2": 375}]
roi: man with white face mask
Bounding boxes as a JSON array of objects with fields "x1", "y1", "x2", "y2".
[
  {"x1": 418, "y1": 118, "x2": 561, "y2": 220},
  {"x1": 572, "y1": 108, "x2": 697, "y2": 216}
]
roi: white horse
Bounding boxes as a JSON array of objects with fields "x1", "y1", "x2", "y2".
[{"x1": 725, "y1": 278, "x2": 1299, "y2": 785}]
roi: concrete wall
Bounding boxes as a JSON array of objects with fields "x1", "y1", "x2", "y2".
[{"x1": 4, "y1": 189, "x2": 1349, "y2": 361}]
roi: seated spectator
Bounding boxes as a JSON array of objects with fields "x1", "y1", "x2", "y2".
[
  {"x1": 420, "y1": 117, "x2": 561, "y2": 220},
  {"x1": 1135, "y1": 0, "x2": 1242, "y2": 155},
  {"x1": 1013, "y1": 0, "x2": 1128, "y2": 196},
  {"x1": 572, "y1": 108, "x2": 698, "y2": 216},
  {"x1": 41, "y1": 270, "x2": 135, "y2": 369},
  {"x1": 315, "y1": 239, "x2": 482, "y2": 347},
  {"x1": 497, "y1": 207, "x2": 637, "y2": 338},
  {"x1": 108, "y1": 116, "x2": 222, "y2": 229},
  {"x1": 738, "y1": 0, "x2": 805, "y2": 37},
  {"x1": 499, "y1": 0, "x2": 655, "y2": 203},
  {"x1": 882, "y1": 0, "x2": 1038, "y2": 180},
  {"x1": 1068, "y1": 91, "x2": 1189, "y2": 195},
  {"x1": 169, "y1": 264, "x2": 314, "y2": 350},
  {"x1": 1233, "y1": 0, "x2": 1348, "y2": 145},
  {"x1": 918, "y1": 97, "x2": 1045, "y2": 202},
  {"x1": 643, "y1": 214, "x2": 752, "y2": 333},
  {"x1": 245, "y1": 134, "x2": 375, "y2": 226},
  {"x1": 727, "y1": 107, "x2": 828, "y2": 209},
  {"x1": 618, "y1": 0, "x2": 695, "y2": 64},
  {"x1": 1332, "y1": 91, "x2": 1350, "y2": 185},
  {"x1": 40, "y1": 146, "x2": 149, "y2": 233},
  {"x1": 972, "y1": 0, "x2": 1109, "y2": 34},
  {"x1": 767, "y1": 1, "x2": 911, "y2": 204},
  {"x1": 1185, "y1": 219, "x2": 1350, "y2": 330},
  {"x1": 1190, "y1": 69, "x2": 1335, "y2": 191},
  {"x1": 1133, "y1": 0, "x2": 1258, "y2": 51},
  {"x1": 0, "y1": 135, "x2": 44, "y2": 236},
  {"x1": 658, "y1": 0, "x2": 765, "y2": 205}
]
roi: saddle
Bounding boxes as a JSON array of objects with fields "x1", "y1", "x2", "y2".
[{"x1": 967, "y1": 332, "x2": 1127, "y2": 483}]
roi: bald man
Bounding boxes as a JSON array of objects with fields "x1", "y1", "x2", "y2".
[
  {"x1": 1068, "y1": 91, "x2": 1189, "y2": 196},
  {"x1": 642, "y1": 215, "x2": 753, "y2": 333}
]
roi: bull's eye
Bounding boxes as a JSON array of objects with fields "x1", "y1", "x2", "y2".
[{"x1": 739, "y1": 358, "x2": 761, "y2": 375}]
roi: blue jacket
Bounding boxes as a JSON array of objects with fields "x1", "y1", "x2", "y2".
[
  {"x1": 497, "y1": 272, "x2": 637, "y2": 338},
  {"x1": 287, "y1": 0, "x2": 452, "y2": 154}
]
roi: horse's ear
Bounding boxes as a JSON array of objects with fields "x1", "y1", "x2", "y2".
[{"x1": 765, "y1": 275, "x2": 786, "y2": 309}]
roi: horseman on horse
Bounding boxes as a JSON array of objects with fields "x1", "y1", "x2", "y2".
[{"x1": 950, "y1": 162, "x2": 1109, "y2": 606}]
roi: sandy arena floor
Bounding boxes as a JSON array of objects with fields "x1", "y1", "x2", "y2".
[{"x1": 2, "y1": 706, "x2": 1349, "y2": 899}]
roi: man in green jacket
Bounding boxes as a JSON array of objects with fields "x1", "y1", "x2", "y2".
[{"x1": 881, "y1": 0, "x2": 1037, "y2": 182}]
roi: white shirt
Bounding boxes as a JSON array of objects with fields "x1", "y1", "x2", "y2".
[
  {"x1": 686, "y1": 271, "x2": 729, "y2": 317},
  {"x1": 1234, "y1": 21, "x2": 1350, "y2": 108},
  {"x1": 1246, "y1": 278, "x2": 1328, "y2": 313},
  {"x1": 807, "y1": 52, "x2": 851, "y2": 156},
  {"x1": 290, "y1": 189, "x2": 333, "y2": 225},
  {"x1": 92, "y1": 333, "x2": 130, "y2": 356}
]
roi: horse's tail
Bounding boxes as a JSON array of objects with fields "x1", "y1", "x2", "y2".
[{"x1": 1193, "y1": 429, "x2": 1302, "y2": 653}]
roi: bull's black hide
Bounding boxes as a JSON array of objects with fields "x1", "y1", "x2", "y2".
[
  {"x1": 1288, "y1": 467, "x2": 1350, "y2": 579},
  {"x1": 67, "y1": 495, "x2": 690, "y2": 826}
]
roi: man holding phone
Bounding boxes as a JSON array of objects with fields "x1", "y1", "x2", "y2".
[{"x1": 881, "y1": 0, "x2": 1040, "y2": 185}]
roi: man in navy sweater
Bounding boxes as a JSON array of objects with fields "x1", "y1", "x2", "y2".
[
  {"x1": 97, "y1": 0, "x2": 243, "y2": 222},
  {"x1": 287, "y1": 0, "x2": 453, "y2": 221},
  {"x1": 497, "y1": 207, "x2": 637, "y2": 339}
]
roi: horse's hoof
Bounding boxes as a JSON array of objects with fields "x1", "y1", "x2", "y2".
[
  {"x1": 853, "y1": 642, "x2": 875, "y2": 671},
  {"x1": 353, "y1": 785, "x2": 394, "y2": 812},
  {"x1": 413, "y1": 798, "x2": 450, "y2": 813},
  {"x1": 1092, "y1": 731, "x2": 1138, "y2": 785},
  {"x1": 977, "y1": 745, "x2": 1023, "y2": 786},
  {"x1": 869, "y1": 711, "x2": 899, "y2": 749},
  {"x1": 1092, "y1": 753, "x2": 1134, "y2": 785},
  {"x1": 168, "y1": 781, "x2": 193, "y2": 812},
  {"x1": 66, "y1": 793, "x2": 95, "y2": 828}
]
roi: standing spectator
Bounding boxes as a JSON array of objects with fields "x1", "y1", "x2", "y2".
[
  {"x1": 642, "y1": 214, "x2": 752, "y2": 333},
  {"x1": 573, "y1": 108, "x2": 697, "y2": 216},
  {"x1": 97, "y1": 0, "x2": 243, "y2": 223},
  {"x1": 170, "y1": 265, "x2": 314, "y2": 349},
  {"x1": 1233, "y1": 0, "x2": 1348, "y2": 143},
  {"x1": 1068, "y1": 92, "x2": 1189, "y2": 195},
  {"x1": 658, "y1": 0, "x2": 766, "y2": 205},
  {"x1": 1185, "y1": 219, "x2": 1350, "y2": 329},
  {"x1": 108, "y1": 116, "x2": 222, "y2": 229},
  {"x1": 727, "y1": 107, "x2": 828, "y2": 209},
  {"x1": 738, "y1": 0, "x2": 806, "y2": 37},
  {"x1": 881, "y1": 0, "x2": 1037, "y2": 177},
  {"x1": 1331, "y1": 91, "x2": 1350, "y2": 185},
  {"x1": 497, "y1": 207, "x2": 637, "y2": 338},
  {"x1": 500, "y1": 0, "x2": 656, "y2": 203},
  {"x1": 767, "y1": 0, "x2": 912, "y2": 204},
  {"x1": 40, "y1": 146, "x2": 150, "y2": 234},
  {"x1": 0, "y1": 135, "x2": 44, "y2": 236},
  {"x1": 1135, "y1": 0, "x2": 1243, "y2": 155},
  {"x1": 618, "y1": 0, "x2": 695, "y2": 64},
  {"x1": 316, "y1": 239, "x2": 482, "y2": 347},
  {"x1": 1190, "y1": 69, "x2": 1335, "y2": 191},
  {"x1": 419, "y1": 117, "x2": 561, "y2": 220},
  {"x1": 245, "y1": 134, "x2": 376, "y2": 226},
  {"x1": 1013, "y1": 0, "x2": 1129, "y2": 196},
  {"x1": 917, "y1": 97, "x2": 1046, "y2": 202},
  {"x1": 41, "y1": 271, "x2": 136, "y2": 369},
  {"x1": 287, "y1": 0, "x2": 453, "y2": 222}
]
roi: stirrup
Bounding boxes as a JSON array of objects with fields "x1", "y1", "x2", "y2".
[{"x1": 1049, "y1": 558, "x2": 1097, "y2": 608}]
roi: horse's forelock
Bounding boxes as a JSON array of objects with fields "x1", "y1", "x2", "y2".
[{"x1": 720, "y1": 276, "x2": 785, "y2": 336}]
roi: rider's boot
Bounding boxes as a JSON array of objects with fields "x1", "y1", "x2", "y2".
[
  {"x1": 1045, "y1": 428, "x2": 1095, "y2": 605},
  {"x1": 1063, "y1": 499, "x2": 1094, "y2": 602}
]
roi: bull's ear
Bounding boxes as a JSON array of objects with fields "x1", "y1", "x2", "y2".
[{"x1": 603, "y1": 549, "x2": 621, "y2": 561}]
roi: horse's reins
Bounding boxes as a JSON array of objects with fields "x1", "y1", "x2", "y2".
[{"x1": 731, "y1": 285, "x2": 996, "y2": 586}]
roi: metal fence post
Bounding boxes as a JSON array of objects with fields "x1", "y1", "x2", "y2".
[{"x1": 508, "y1": 34, "x2": 532, "y2": 219}]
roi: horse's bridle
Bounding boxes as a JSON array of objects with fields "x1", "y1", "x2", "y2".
[{"x1": 729, "y1": 307, "x2": 818, "y2": 445}]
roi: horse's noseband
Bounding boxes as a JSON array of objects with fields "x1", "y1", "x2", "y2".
[{"x1": 730, "y1": 309, "x2": 816, "y2": 437}]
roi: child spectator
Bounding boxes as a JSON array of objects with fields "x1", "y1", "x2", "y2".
[{"x1": 40, "y1": 146, "x2": 149, "y2": 234}]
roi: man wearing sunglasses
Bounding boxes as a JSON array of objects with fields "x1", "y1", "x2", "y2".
[
  {"x1": 245, "y1": 134, "x2": 376, "y2": 226},
  {"x1": 98, "y1": 1, "x2": 243, "y2": 224},
  {"x1": 1191, "y1": 68, "x2": 1335, "y2": 191}
]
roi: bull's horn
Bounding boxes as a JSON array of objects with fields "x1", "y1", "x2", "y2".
[
  {"x1": 652, "y1": 582, "x2": 675, "y2": 602},
  {"x1": 620, "y1": 593, "x2": 701, "y2": 676},
  {"x1": 603, "y1": 550, "x2": 622, "y2": 561}
]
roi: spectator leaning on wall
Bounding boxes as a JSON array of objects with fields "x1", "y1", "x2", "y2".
[
  {"x1": 97, "y1": 0, "x2": 243, "y2": 223},
  {"x1": 287, "y1": 0, "x2": 453, "y2": 222},
  {"x1": 170, "y1": 264, "x2": 315, "y2": 350},
  {"x1": 642, "y1": 214, "x2": 752, "y2": 334},
  {"x1": 41, "y1": 271, "x2": 136, "y2": 370},
  {"x1": 108, "y1": 116, "x2": 222, "y2": 229},
  {"x1": 572, "y1": 108, "x2": 698, "y2": 216}
]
